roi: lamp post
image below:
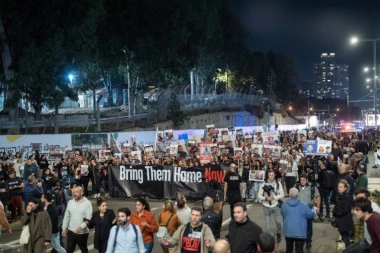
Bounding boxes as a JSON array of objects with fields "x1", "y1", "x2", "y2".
[{"x1": 351, "y1": 36, "x2": 380, "y2": 128}]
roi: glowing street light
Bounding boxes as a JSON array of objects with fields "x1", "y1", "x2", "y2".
[
  {"x1": 350, "y1": 37, "x2": 359, "y2": 44},
  {"x1": 350, "y1": 35, "x2": 380, "y2": 127},
  {"x1": 68, "y1": 74, "x2": 74, "y2": 83},
  {"x1": 366, "y1": 78, "x2": 372, "y2": 83},
  {"x1": 364, "y1": 67, "x2": 370, "y2": 72}
]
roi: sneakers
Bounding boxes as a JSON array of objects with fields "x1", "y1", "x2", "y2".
[
  {"x1": 373, "y1": 165, "x2": 378, "y2": 168},
  {"x1": 276, "y1": 233, "x2": 281, "y2": 243}
]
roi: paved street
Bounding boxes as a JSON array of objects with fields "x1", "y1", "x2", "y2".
[
  {"x1": 0, "y1": 197, "x2": 338, "y2": 253},
  {"x1": 3, "y1": 154, "x2": 380, "y2": 253}
]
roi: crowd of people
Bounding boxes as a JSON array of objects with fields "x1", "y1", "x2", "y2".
[{"x1": 0, "y1": 128, "x2": 379, "y2": 253}]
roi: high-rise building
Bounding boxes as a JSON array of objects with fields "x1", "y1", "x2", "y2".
[{"x1": 312, "y1": 53, "x2": 349, "y2": 100}]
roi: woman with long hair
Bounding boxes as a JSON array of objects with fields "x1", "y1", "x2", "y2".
[
  {"x1": 21, "y1": 197, "x2": 52, "y2": 253},
  {"x1": 130, "y1": 198, "x2": 159, "y2": 253},
  {"x1": 87, "y1": 197, "x2": 116, "y2": 253},
  {"x1": 176, "y1": 195, "x2": 191, "y2": 224},
  {"x1": 158, "y1": 200, "x2": 181, "y2": 253},
  {"x1": 333, "y1": 179, "x2": 354, "y2": 248}
]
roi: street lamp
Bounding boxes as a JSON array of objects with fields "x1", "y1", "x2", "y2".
[
  {"x1": 351, "y1": 36, "x2": 380, "y2": 128},
  {"x1": 364, "y1": 67, "x2": 370, "y2": 72}
]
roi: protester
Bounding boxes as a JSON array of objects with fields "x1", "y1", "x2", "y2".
[
  {"x1": 258, "y1": 169, "x2": 284, "y2": 243},
  {"x1": 23, "y1": 175, "x2": 43, "y2": 208},
  {"x1": 42, "y1": 193, "x2": 66, "y2": 253},
  {"x1": 86, "y1": 197, "x2": 116, "y2": 253},
  {"x1": 352, "y1": 197, "x2": 380, "y2": 253},
  {"x1": 176, "y1": 194, "x2": 191, "y2": 224},
  {"x1": 355, "y1": 165, "x2": 368, "y2": 190},
  {"x1": 202, "y1": 196, "x2": 222, "y2": 239},
  {"x1": 158, "y1": 199, "x2": 182, "y2": 253},
  {"x1": 257, "y1": 233, "x2": 276, "y2": 253},
  {"x1": 344, "y1": 189, "x2": 380, "y2": 253},
  {"x1": 224, "y1": 163, "x2": 242, "y2": 219},
  {"x1": 293, "y1": 173, "x2": 321, "y2": 251},
  {"x1": 161, "y1": 206, "x2": 215, "y2": 253},
  {"x1": 281, "y1": 188, "x2": 316, "y2": 253},
  {"x1": 317, "y1": 160, "x2": 335, "y2": 219},
  {"x1": 333, "y1": 179, "x2": 354, "y2": 248},
  {"x1": 213, "y1": 239, "x2": 231, "y2": 253},
  {"x1": 8, "y1": 170, "x2": 24, "y2": 222},
  {"x1": 62, "y1": 186, "x2": 93, "y2": 253},
  {"x1": 130, "y1": 197, "x2": 159, "y2": 253},
  {"x1": 21, "y1": 197, "x2": 52, "y2": 253},
  {"x1": 226, "y1": 202, "x2": 263, "y2": 253},
  {"x1": 105, "y1": 207, "x2": 145, "y2": 253}
]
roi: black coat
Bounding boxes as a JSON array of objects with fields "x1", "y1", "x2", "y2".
[
  {"x1": 88, "y1": 209, "x2": 116, "y2": 250},
  {"x1": 202, "y1": 209, "x2": 222, "y2": 239},
  {"x1": 334, "y1": 192, "x2": 354, "y2": 233},
  {"x1": 227, "y1": 218, "x2": 263, "y2": 253}
]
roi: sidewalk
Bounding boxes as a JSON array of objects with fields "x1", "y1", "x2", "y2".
[{"x1": 220, "y1": 202, "x2": 339, "y2": 253}]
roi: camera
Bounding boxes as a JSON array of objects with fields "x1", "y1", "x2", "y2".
[{"x1": 262, "y1": 184, "x2": 275, "y2": 205}]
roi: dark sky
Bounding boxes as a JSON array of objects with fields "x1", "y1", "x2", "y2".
[{"x1": 231, "y1": 0, "x2": 380, "y2": 103}]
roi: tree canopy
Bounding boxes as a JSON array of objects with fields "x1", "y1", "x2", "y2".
[{"x1": 0, "y1": 0, "x2": 302, "y2": 120}]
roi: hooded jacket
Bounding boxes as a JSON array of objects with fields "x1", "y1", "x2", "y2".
[{"x1": 281, "y1": 197, "x2": 315, "y2": 239}]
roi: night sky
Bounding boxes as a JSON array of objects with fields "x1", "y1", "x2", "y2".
[{"x1": 231, "y1": 0, "x2": 380, "y2": 104}]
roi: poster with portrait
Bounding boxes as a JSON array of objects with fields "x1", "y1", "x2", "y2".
[
  {"x1": 198, "y1": 142, "x2": 214, "y2": 165},
  {"x1": 80, "y1": 165, "x2": 88, "y2": 175},
  {"x1": 131, "y1": 151, "x2": 142, "y2": 164},
  {"x1": 113, "y1": 153, "x2": 122, "y2": 163},
  {"x1": 303, "y1": 140, "x2": 317, "y2": 156},
  {"x1": 234, "y1": 147, "x2": 244, "y2": 161},
  {"x1": 278, "y1": 159, "x2": 288, "y2": 174},
  {"x1": 144, "y1": 145, "x2": 155, "y2": 160},
  {"x1": 99, "y1": 149, "x2": 111, "y2": 162},
  {"x1": 316, "y1": 140, "x2": 332, "y2": 155},
  {"x1": 155, "y1": 131, "x2": 166, "y2": 152},
  {"x1": 165, "y1": 130, "x2": 174, "y2": 141},
  {"x1": 205, "y1": 124, "x2": 217, "y2": 142},
  {"x1": 169, "y1": 145, "x2": 178, "y2": 157},
  {"x1": 249, "y1": 170, "x2": 265, "y2": 181},
  {"x1": 266, "y1": 145, "x2": 282, "y2": 158},
  {"x1": 253, "y1": 132, "x2": 263, "y2": 144},
  {"x1": 262, "y1": 132, "x2": 280, "y2": 146},
  {"x1": 251, "y1": 144, "x2": 263, "y2": 158}
]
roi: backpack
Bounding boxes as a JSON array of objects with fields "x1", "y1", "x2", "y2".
[
  {"x1": 157, "y1": 213, "x2": 174, "y2": 240},
  {"x1": 294, "y1": 182, "x2": 315, "y2": 200},
  {"x1": 322, "y1": 169, "x2": 336, "y2": 188},
  {"x1": 113, "y1": 224, "x2": 139, "y2": 251}
]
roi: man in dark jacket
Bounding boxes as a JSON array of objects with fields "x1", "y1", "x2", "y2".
[
  {"x1": 226, "y1": 203, "x2": 263, "y2": 253},
  {"x1": 42, "y1": 192, "x2": 67, "y2": 253},
  {"x1": 202, "y1": 197, "x2": 222, "y2": 239},
  {"x1": 23, "y1": 175, "x2": 43, "y2": 208}
]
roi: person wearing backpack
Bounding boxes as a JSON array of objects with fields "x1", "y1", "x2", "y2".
[
  {"x1": 158, "y1": 200, "x2": 181, "y2": 253},
  {"x1": 293, "y1": 174, "x2": 321, "y2": 253},
  {"x1": 105, "y1": 207, "x2": 145, "y2": 253}
]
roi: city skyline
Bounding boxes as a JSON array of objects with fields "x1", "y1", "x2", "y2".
[{"x1": 231, "y1": 0, "x2": 380, "y2": 103}]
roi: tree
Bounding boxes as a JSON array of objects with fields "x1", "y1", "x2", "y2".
[{"x1": 167, "y1": 93, "x2": 189, "y2": 128}]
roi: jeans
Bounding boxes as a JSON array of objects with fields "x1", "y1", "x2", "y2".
[
  {"x1": 66, "y1": 230, "x2": 89, "y2": 253},
  {"x1": 319, "y1": 188, "x2": 332, "y2": 217},
  {"x1": 252, "y1": 182, "x2": 263, "y2": 202},
  {"x1": 306, "y1": 218, "x2": 313, "y2": 243},
  {"x1": 52, "y1": 232, "x2": 66, "y2": 253},
  {"x1": 341, "y1": 231, "x2": 351, "y2": 248},
  {"x1": 144, "y1": 242, "x2": 154, "y2": 253},
  {"x1": 263, "y1": 205, "x2": 282, "y2": 235},
  {"x1": 285, "y1": 237, "x2": 305, "y2": 253},
  {"x1": 343, "y1": 238, "x2": 370, "y2": 253}
]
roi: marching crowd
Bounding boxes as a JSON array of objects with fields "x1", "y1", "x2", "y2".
[{"x1": 0, "y1": 128, "x2": 379, "y2": 253}]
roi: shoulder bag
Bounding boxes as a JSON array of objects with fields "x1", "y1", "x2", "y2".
[{"x1": 20, "y1": 225, "x2": 30, "y2": 245}]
